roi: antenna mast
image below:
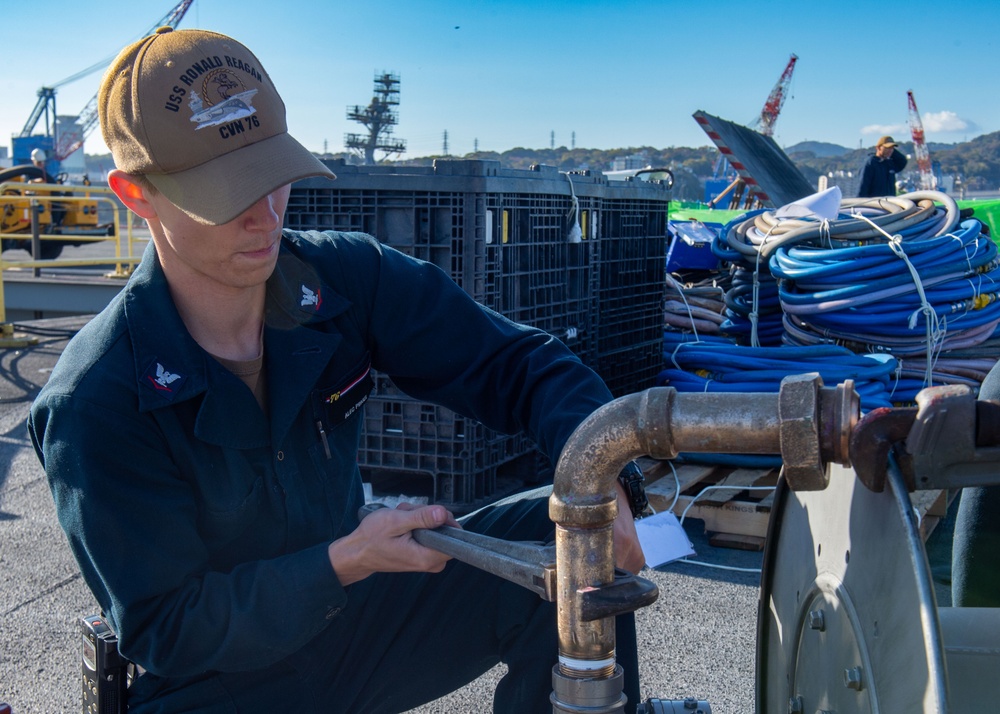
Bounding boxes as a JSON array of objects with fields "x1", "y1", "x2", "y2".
[{"x1": 345, "y1": 71, "x2": 407, "y2": 165}]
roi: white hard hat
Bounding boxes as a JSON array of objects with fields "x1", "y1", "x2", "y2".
[{"x1": 31, "y1": 148, "x2": 46, "y2": 162}]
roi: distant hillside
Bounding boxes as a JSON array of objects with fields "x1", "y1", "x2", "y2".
[
  {"x1": 393, "y1": 131, "x2": 1000, "y2": 196},
  {"x1": 789, "y1": 131, "x2": 1000, "y2": 191},
  {"x1": 933, "y1": 132, "x2": 1000, "y2": 189},
  {"x1": 785, "y1": 141, "x2": 851, "y2": 158},
  {"x1": 82, "y1": 131, "x2": 1000, "y2": 200}
]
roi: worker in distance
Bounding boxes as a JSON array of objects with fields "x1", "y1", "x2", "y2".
[
  {"x1": 29, "y1": 27, "x2": 646, "y2": 713},
  {"x1": 857, "y1": 135, "x2": 908, "y2": 198}
]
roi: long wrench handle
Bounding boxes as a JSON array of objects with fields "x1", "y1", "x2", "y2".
[{"x1": 357, "y1": 503, "x2": 555, "y2": 599}]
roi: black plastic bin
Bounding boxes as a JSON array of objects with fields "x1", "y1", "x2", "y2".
[{"x1": 287, "y1": 159, "x2": 670, "y2": 510}]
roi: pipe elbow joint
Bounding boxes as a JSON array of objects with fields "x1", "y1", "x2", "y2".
[{"x1": 550, "y1": 387, "x2": 678, "y2": 527}]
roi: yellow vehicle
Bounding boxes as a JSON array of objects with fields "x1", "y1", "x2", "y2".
[{"x1": 0, "y1": 164, "x2": 113, "y2": 259}]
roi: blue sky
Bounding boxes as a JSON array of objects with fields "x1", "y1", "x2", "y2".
[{"x1": 4, "y1": 0, "x2": 999, "y2": 159}]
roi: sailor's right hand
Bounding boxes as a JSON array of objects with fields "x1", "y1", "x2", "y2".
[{"x1": 327, "y1": 504, "x2": 456, "y2": 586}]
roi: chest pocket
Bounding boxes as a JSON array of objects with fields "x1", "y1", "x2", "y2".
[
  {"x1": 305, "y1": 352, "x2": 373, "y2": 539},
  {"x1": 311, "y1": 351, "x2": 374, "y2": 435}
]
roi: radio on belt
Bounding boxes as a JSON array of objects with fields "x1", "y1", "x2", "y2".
[{"x1": 81, "y1": 615, "x2": 129, "y2": 714}]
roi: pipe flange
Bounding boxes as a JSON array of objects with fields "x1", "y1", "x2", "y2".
[{"x1": 819, "y1": 379, "x2": 859, "y2": 467}]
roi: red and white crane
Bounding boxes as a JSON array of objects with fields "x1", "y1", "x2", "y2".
[
  {"x1": 757, "y1": 54, "x2": 798, "y2": 137},
  {"x1": 907, "y1": 90, "x2": 935, "y2": 190},
  {"x1": 708, "y1": 53, "x2": 798, "y2": 207}
]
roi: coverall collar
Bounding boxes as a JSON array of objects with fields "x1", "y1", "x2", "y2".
[{"x1": 123, "y1": 236, "x2": 352, "y2": 447}]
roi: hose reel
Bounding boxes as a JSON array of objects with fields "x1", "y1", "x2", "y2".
[{"x1": 757, "y1": 385, "x2": 1000, "y2": 713}]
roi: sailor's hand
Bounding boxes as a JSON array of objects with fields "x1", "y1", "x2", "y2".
[
  {"x1": 613, "y1": 483, "x2": 645, "y2": 573},
  {"x1": 328, "y1": 504, "x2": 459, "y2": 585}
]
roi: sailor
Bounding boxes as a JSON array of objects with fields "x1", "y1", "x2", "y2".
[
  {"x1": 29, "y1": 27, "x2": 645, "y2": 713},
  {"x1": 857, "y1": 135, "x2": 908, "y2": 198}
]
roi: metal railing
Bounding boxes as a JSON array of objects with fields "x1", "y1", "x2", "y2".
[{"x1": 0, "y1": 182, "x2": 148, "y2": 325}]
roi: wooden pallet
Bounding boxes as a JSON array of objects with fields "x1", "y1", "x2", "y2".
[
  {"x1": 912, "y1": 488, "x2": 954, "y2": 542},
  {"x1": 639, "y1": 459, "x2": 777, "y2": 551},
  {"x1": 638, "y1": 457, "x2": 954, "y2": 551}
]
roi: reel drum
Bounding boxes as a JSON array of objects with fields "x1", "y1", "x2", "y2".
[{"x1": 756, "y1": 462, "x2": 948, "y2": 713}]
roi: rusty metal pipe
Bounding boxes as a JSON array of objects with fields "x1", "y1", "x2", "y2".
[
  {"x1": 549, "y1": 378, "x2": 858, "y2": 692},
  {"x1": 549, "y1": 387, "x2": 787, "y2": 674}
]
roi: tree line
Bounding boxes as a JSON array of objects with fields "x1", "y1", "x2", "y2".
[
  {"x1": 82, "y1": 129, "x2": 999, "y2": 201},
  {"x1": 392, "y1": 130, "x2": 1000, "y2": 200}
]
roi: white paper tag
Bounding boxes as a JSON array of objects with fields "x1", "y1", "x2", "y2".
[{"x1": 635, "y1": 511, "x2": 695, "y2": 568}]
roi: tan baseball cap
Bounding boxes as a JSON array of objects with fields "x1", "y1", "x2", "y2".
[
  {"x1": 876, "y1": 135, "x2": 898, "y2": 148},
  {"x1": 98, "y1": 27, "x2": 334, "y2": 225}
]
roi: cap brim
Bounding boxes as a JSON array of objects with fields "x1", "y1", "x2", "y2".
[{"x1": 147, "y1": 132, "x2": 335, "y2": 225}]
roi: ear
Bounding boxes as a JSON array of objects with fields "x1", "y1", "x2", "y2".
[{"x1": 108, "y1": 170, "x2": 157, "y2": 220}]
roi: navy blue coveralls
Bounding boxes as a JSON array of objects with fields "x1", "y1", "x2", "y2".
[
  {"x1": 29, "y1": 230, "x2": 640, "y2": 713},
  {"x1": 857, "y1": 149, "x2": 908, "y2": 198}
]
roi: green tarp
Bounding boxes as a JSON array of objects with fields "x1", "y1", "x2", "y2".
[
  {"x1": 668, "y1": 204, "x2": 742, "y2": 227},
  {"x1": 959, "y1": 199, "x2": 1000, "y2": 244}
]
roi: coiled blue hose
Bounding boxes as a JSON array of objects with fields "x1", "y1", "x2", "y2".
[
  {"x1": 710, "y1": 210, "x2": 785, "y2": 346},
  {"x1": 664, "y1": 191, "x2": 999, "y2": 411},
  {"x1": 657, "y1": 343, "x2": 898, "y2": 411},
  {"x1": 655, "y1": 342, "x2": 899, "y2": 467},
  {"x1": 773, "y1": 219, "x2": 999, "y2": 311},
  {"x1": 772, "y1": 209, "x2": 1000, "y2": 362},
  {"x1": 725, "y1": 192, "x2": 962, "y2": 261}
]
